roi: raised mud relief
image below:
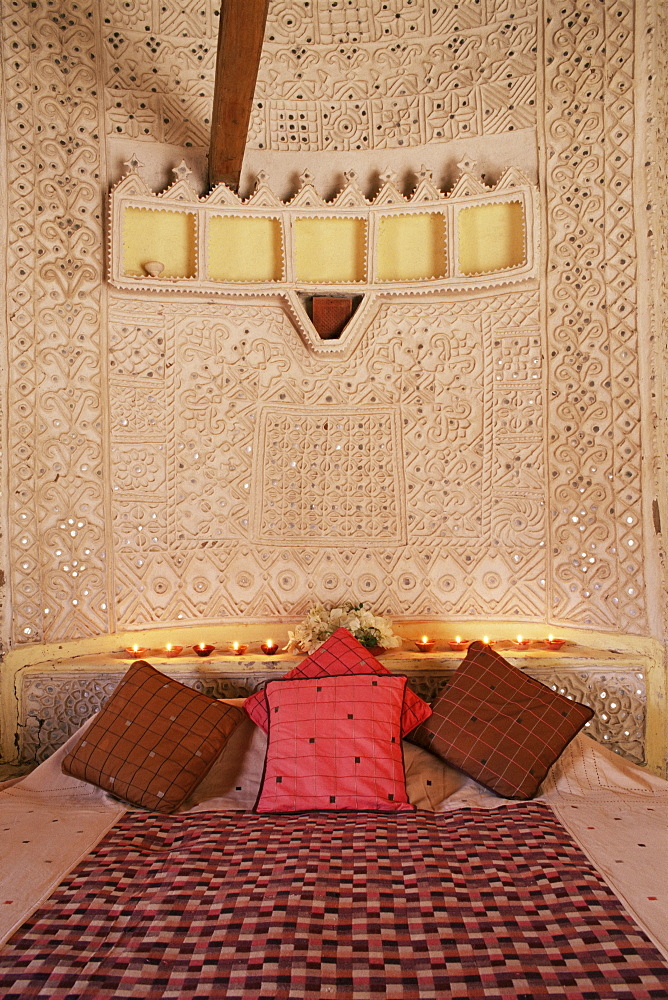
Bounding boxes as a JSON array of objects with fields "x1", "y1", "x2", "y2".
[
  {"x1": 98, "y1": 0, "x2": 537, "y2": 152},
  {"x1": 107, "y1": 291, "x2": 545, "y2": 628},
  {"x1": 2, "y1": 1, "x2": 109, "y2": 645},
  {"x1": 543, "y1": 0, "x2": 645, "y2": 632},
  {"x1": 0, "y1": 0, "x2": 651, "y2": 648}
]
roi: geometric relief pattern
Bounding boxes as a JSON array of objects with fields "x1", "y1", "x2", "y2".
[
  {"x1": 0, "y1": 0, "x2": 651, "y2": 650},
  {"x1": 646, "y1": 0, "x2": 668, "y2": 637},
  {"x1": 97, "y1": 0, "x2": 537, "y2": 154},
  {"x1": 17, "y1": 670, "x2": 267, "y2": 764},
  {"x1": 2, "y1": 1, "x2": 109, "y2": 645},
  {"x1": 543, "y1": 0, "x2": 646, "y2": 633},
  {"x1": 256, "y1": 408, "x2": 405, "y2": 546},
  {"x1": 16, "y1": 662, "x2": 646, "y2": 765},
  {"x1": 252, "y1": 2, "x2": 539, "y2": 151},
  {"x1": 108, "y1": 290, "x2": 545, "y2": 628}
]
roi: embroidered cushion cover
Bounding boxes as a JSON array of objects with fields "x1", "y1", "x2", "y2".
[
  {"x1": 62, "y1": 660, "x2": 244, "y2": 813},
  {"x1": 408, "y1": 641, "x2": 594, "y2": 800},
  {"x1": 255, "y1": 673, "x2": 414, "y2": 813},
  {"x1": 244, "y1": 627, "x2": 431, "y2": 736}
]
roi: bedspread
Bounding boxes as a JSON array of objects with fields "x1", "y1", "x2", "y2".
[{"x1": 0, "y1": 803, "x2": 666, "y2": 999}]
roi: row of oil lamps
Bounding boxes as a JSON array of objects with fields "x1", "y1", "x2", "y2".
[
  {"x1": 414, "y1": 634, "x2": 566, "y2": 652},
  {"x1": 124, "y1": 634, "x2": 567, "y2": 658},
  {"x1": 124, "y1": 641, "x2": 279, "y2": 658}
]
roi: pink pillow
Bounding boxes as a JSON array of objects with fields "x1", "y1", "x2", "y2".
[
  {"x1": 255, "y1": 673, "x2": 414, "y2": 813},
  {"x1": 244, "y1": 628, "x2": 431, "y2": 736}
]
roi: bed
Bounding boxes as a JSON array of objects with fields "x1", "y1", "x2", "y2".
[{"x1": 0, "y1": 635, "x2": 667, "y2": 999}]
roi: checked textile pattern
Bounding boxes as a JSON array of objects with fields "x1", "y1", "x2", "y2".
[{"x1": 0, "y1": 804, "x2": 666, "y2": 999}]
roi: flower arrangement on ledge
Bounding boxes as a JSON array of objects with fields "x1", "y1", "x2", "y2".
[{"x1": 286, "y1": 602, "x2": 402, "y2": 654}]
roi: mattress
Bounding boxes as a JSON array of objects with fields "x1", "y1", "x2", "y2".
[{"x1": 0, "y1": 716, "x2": 667, "y2": 999}]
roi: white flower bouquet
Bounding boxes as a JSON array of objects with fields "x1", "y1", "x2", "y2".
[{"x1": 285, "y1": 601, "x2": 402, "y2": 653}]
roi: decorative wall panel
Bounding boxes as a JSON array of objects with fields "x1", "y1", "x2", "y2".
[
  {"x1": 98, "y1": 0, "x2": 537, "y2": 154},
  {"x1": 106, "y1": 289, "x2": 544, "y2": 628},
  {"x1": 543, "y1": 0, "x2": 646, "y2": 633},
  {"x1": 645, "y1": 0, "x2": 668, "y2": 637},
  {"x1": 0, "y1": 0, "x2": 653, "y2": 655},
  {"x1": 107, "y1": 160, "x2": 537, "y2": 298},
  {"x1": 2, "y1": 1, "x2": 109, "y2": 645}
]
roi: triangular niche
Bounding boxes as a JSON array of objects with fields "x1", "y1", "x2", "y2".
[{"x1": 282, "y1": 290, "x2": 379, "y2": 357}]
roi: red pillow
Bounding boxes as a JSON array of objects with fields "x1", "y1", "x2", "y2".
[
  {"x1": 408, "y1": 641, "x2": 594, "y2": 800},
  {"x1": 244, "y1": 628, "x2": 431, "y2": 736},
  {"x1": 255, "y1": 674, "x2": 414, "y2": 813}
]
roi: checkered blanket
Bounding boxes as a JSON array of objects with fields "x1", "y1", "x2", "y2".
[{"x1": 1, "y1": 804, "x2": 666, "y2": 999}]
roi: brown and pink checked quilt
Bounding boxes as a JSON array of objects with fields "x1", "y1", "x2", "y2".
[{"x1": 0, "y1": 804, "x2": 667, "y2": 999}]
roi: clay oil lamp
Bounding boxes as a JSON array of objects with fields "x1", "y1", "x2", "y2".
[
  {"x1": 415, "y1": 635, "x2": 436, "y2": 653},
  {"x1": 193, "y1": 643, "x2": 215, "y2": 657}
]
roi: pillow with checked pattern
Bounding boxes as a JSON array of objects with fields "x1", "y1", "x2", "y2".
[
  {"x1": 255, "y1": 673, "x2": 414, "y2": 813},
  {"x1": 62, "y1": 660, "x2": 244, "y2": 813},
  {"x1": 244, "y1": 627, "x2": 431, "y2": 736},
  {"x1": 408, "y1": 641, "x2": 594, "y2": 800}
]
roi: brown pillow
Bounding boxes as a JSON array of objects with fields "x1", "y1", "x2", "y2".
[
  {"x1": 62, "y1": 660, "x2": 244, "y2": 812},
  {"x1": 408, "y1": 641, "x2": 594, "y2": 799}
]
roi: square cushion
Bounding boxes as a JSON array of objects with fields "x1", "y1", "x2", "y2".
[
  {"x1": 62, "y1": 660, "x2": 244, "y2": 813},
  {"x1": 244, "y1": 627, "x2": 431, "y2": 737},
  {"x1": 255, "y1": 673, "x2": 414, "y2": 813},
  {"x1": 408, "y1": 641, "x2": 594, "y2": 800}
]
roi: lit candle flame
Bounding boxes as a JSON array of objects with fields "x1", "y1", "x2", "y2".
[
  {"x1": 166, "y1": 643, "x2": 172, "y2": 652},
  {"x1": 266, "y1": 639, "x2": 273, "y2": 646},
  {"x1": 233, "y1": 641, "x2": 239, "y2": 651},
  {"x1": 548, "y1": 635, "x2": 554, "y2": 642},
  {"x1": 421, "y1": 635, "x2": 429, "y2": 644},
  {"x1": 455, "y1": 636, "x2": 461, "y2": 643},
  {"x1": 517, "y1": 635, "x2": 523, "y2": 644},
  {"x1": 199, "y1": 643, "x2": 205, "y2": 650},
  {"x1": 132, "y1": 644, "x2": 139, "y2": 653},
  {"x1": 483, "y1": 636, "x2": 489, "y2": 645}
]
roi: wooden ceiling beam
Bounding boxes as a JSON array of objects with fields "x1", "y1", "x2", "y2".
[{"x1": 208, "y1": 0, "x2": 270, "y2": 191}]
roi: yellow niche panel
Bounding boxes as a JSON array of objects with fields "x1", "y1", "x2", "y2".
[
  {"x1": 207, "y1": 216, "x2": 283, "y2": 282},
  {"x1": 294, "y1": 217, "x2": 367, "y2": 283},
  {"x1": 458, "y1": 200, "x2": 525, "y2": 275},
  {"x1": 122, "y1": 207, "x2": 196, "y2": 279},
  {"x1": 377, "y1": 212, "x2": 447, "y2": 282}
]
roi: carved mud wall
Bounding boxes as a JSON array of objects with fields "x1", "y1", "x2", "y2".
[
  {"x1": 107, "y1": 289, "x2": 546, "y2": 627},
  {"x1": 0, "y1": 0, "x2": 657, "y2": 649},
  {"x1": 644, "y1": 0, "x2": 668, "y2": 639},
  {"x1": 99, "y1": 0, "x2": 539, "y2": 153}
]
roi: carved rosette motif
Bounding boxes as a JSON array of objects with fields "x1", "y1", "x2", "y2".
[
  {"x1": 543, "y1": 0, "x2": 646, "y2": 632},
  {"x1": 2, "y1": 1, "x2": 109, "y2": 644}
]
